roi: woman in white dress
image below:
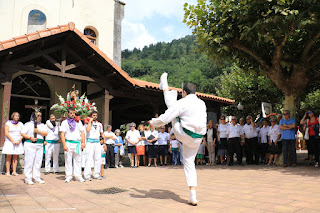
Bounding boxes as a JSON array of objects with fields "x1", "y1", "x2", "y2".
[{"x1": 3, "y1": 112, "x2": 24, "y2": 176}]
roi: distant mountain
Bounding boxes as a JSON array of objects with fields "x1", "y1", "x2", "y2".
[{"x1": 121, "y1": 35, "x2": 225, "y2": 94}]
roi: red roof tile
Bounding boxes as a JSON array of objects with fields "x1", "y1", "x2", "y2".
[{"x1": 0, "y1": 22, "x2": 234, "y2": 104}]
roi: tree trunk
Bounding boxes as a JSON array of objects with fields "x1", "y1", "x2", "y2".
[{"x1": 284, "y1": 93, "x2": 301, "y2": 120}]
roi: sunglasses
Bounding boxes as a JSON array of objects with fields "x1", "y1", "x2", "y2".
[
  {"x1": 130, "y1": 126, "x2": 135, "y2": 127},
  {"x1": 283, "y1": 113, "x2": 289, "y2": 115}
]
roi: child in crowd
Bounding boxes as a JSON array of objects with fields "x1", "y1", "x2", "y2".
[
  {"x1": 170, "y1": 133, "x2": 180, "y2": 166},
  {"x1": 100, "y1": 136, "x2": 107, "y2": 178},
  {"x1": 196, "y1": 138, "x2": 206, "y2": 165}
]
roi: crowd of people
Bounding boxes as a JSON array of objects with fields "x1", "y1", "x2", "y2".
[{"x1": 3, "y1": 106, "x2": 316, "y2": 185}]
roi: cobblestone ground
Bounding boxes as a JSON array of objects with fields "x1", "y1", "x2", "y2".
[{"x1": 1, "y1": 163, "x2": 320, "y2": 213}]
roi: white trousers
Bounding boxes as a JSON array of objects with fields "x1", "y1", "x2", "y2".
[
  {"x1": 45, "y1": 143, "x2": 60, "y2": 172},
  {"x1": 84, "y1": 142, "x2": 101, "y2": 178},
  {"x1": 24, "y1": 143, "x2": 43, "y2": 182},
  {"x1": 164, "y1": 91, "x2": 201, "y2": 187},
  {"x1": 64, "y1": 142, "x2": 82, "y2": 179}
]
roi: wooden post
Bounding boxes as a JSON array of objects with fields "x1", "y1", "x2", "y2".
[
  {"x1": 0, "y1": 82, "x2": 12, "y2": 147},
  {"x1": 103, "y1": 90, "x2": 113, "y2": 130}
]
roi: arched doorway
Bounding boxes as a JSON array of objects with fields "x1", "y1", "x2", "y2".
[{"x1": 10, "y1": 74, "x2": 50, "y2": 123}]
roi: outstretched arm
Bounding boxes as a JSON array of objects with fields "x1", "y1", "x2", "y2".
[{"x1": 150, "y1": 103, "x2": 181, "y2": 126}]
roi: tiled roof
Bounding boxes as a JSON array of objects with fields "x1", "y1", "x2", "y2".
[
  {"x1": 134, "y1": 79, "x2": 234, "y2": 104},
  {"x1": 0, "y1": 22, "x2": 235, "y2": 105}
]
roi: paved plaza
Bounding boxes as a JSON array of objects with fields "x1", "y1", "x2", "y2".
[{"x1": 1, "y1": 162, "x2": 320, "y2": 213}]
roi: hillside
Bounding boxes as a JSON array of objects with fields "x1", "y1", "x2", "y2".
[{"x1": 121, "y1": 35, "x2": 224, "y2": 94}]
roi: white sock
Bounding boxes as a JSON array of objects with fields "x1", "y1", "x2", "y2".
[
  {"x1": 190, "y1": 190, "x2": 197, "y2": 200},
  {"x1": 159, "y1": 72, "x2": 168, "y2": 91}
]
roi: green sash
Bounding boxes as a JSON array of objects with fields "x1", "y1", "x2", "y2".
[
  {"x1": 87, "y1": 138, "x2": 100, "y2": 143},
  {"x1": 176, "y1": 117, "x2": 205, "y2": 139},
  {"x1": 66, "y1": 140, "x2": 81, "y2": 154},
  {"x1": 25, "y1": 139, "x2": 44, "y2": 144},
  {"x1": 46, "y1": 140, "x2": 59, "y2": 144}
]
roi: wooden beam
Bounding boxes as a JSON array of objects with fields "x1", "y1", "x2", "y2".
[
  {"x1": 11, "y1": 94, "x2": 51, "y2": 101},
  {"x1": 8, "y1": 45, "x2": 63, "y2": 64},
  {"x1": 43, "y1": 54, "x2": 62, "y2": 70},
  {"x1": 61, "y1": 49, "x2": 66, "y2": 73},
  {"x1": 8, "y1": 65, "x2": 95, "y2": 82},
  {"x1": 65, "y1": 61, "x2": 82, "y2": 72},
  {"x1": 0, "y1": 82, "x2": 12, "y2": 147}
]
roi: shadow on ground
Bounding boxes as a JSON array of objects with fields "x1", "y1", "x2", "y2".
[{"x1": 129, "y1": 188, "x2": 187, "y2": 204}]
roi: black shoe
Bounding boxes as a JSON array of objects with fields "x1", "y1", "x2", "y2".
[
  {"x1": 238, "y1": 163, "x2": 244, "y2": 166},
  {"x1": 160, "y1": 164, "x2": 163, "y2": 166},
  {"x1": 44, "y1": 172, "x2": 49, "y2": 175},
  {"x1": 164, "y1": 164, "x2": 167, "y2": 166}
]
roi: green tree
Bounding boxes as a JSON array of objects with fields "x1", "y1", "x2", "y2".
[
  {"x1": 216, "y1": 64, "x2": 283, "y2": 118},
  {"x1": 184, "y1": 0, "x2": 320, "y2": 117}
]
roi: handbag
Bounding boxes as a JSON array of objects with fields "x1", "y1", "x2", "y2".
[
  {"x1": 305, "y1": 119, "x2": 309, "y2": 140},
  {"x1": 136, "y1": 145, "x2": 145, "y2": 155},
  {"x1": 119, "y1": 145, "x2": 125, "y2": 156}
]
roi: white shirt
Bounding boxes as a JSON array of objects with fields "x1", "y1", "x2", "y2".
[
  {"x1": 125, "y1": 129, "x2": 140, "y2": 146},
  {"x1": 21, "y1": 121, "x2": 47, "y2": 140},
  {"x1": 227, "y1": 124, "x2": 241, "y2": 138},
  {"x1": 151, "y1": 94, "x2": 207, "y2": 135},
  {"x1": 207, "y1": 128, "x2": 213, "y2": 142},
  {"x1": 104, "y1": 131, "x2": 116, "y2": 144},
  {"x1": 147, "y1": 130, "x2": 159, "y2": 145},
  {"x1": 158, "y1": 132, "x2": 170, "y2": 145},
  {"x1": 5, "y1": 121, "x2": 23, "y2": 142},
  {"x1": 243, "y1": 123, "x2": 258, "y2": 139},
  {"x1": 86, "y1": 121, "x2": 103, "y2": 140},
  {"x1": 144, "y1": 130, "x2": 151, "y2": 145},
  {"x1": 268, "y1": 125, "x2": 281, "y2": 142},
  {"x1": 60, "y1": 119, "x2": 84, "y2": 141},
  {"x1": 170, "y1": 139, "x2": 179, "y2": 148},
  {"x1": 218, "y1": 123, "x2": 228, "y2": 138},
  {"x1": 239, "y1": 125, "x2": 244, "y2": 135},
  {"x1": 46, "y1": 121, "x2": 59, "y2": 141},
  {"x1": 259, "y1": 126, "x2": 269, "y2": 143}
]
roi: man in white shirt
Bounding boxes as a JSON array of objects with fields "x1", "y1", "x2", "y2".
[
  {"x1": 146, "y1": 124, "x2": 159, "y2": 167},
  {"x1": 21, "y1": 111, "x2": 48, "y2": 185},
  {"x1": 60, "y1": 107, "x2": 86, "y2": 183},
  {"x1": 150, "y1": 73, "x2": 207, "y2": 206},
  {"x1": 242, "y1": 116, "x2": 259, "y2": 165},
  {"x1": 227, "y1": 116, "x2": 243, "y2": 166},
  {"x1": 84, "y1": 111, "x2": 105, "y2": 180},
  {"x1": 104, "y1": 125, "x2": 117, "y2": 168},
  {"x1": 157, "y1": 126, "x2": 170, "y2": 166},
  {"x1": 44, "y1": 114, "x2": 60, "y2": 175}
]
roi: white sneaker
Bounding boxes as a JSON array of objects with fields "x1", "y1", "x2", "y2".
[
  {"x1": 34, "y1": 179, "x2": 45, "y2": 184},
  {"x1": 115, "y1": 165, "x2": 118, "y2": 168},
  {"x1": 315, "y1": 162, "x2": 319, "y2": 168},
  {"x1": 159, "y1": 72, "x2": 168, "y2": 91},
  {"x1": 188, "y1": 190, "x2": 198, "y2": 206},
  {"x1": 85, "y1": 177, "x2": 92, "y2": 181},
  {"x1": 25, "y1": 180, "x2": 34, "y2": 185},
  {"x1": 93, "y1": 176, "x2": 102, "y2": 180},
  {"x1": 76, "y1": 177, "x2": 86, "y2": 183},
  {"x1": 119, "y1": 165, "x2": 124, "y2": 168},
  {"x1": 64, "y1": 177, "x2": 72, "y2": 183}
]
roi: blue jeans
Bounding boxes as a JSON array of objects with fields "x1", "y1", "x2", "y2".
[
  {"x1": 282, "y1": 139, "x2": 296, "y2": 165},
  {"x1": 172, "y1": 149, "x2": 180, "y2": 165}
]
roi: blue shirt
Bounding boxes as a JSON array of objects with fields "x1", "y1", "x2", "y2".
[
  {"x1": 114, "y1": 136, "x2": 123, "y2": 153},
  {"x1": 279, "y1": 118, "x2": 296, "y2": 140}
]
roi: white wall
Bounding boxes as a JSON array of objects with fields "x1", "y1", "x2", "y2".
[{"x1": 0, "y1": 0, "x2": 120, "y2": 63}]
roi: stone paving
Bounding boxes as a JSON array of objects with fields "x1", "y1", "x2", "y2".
[{"x1": 1, "y1": 163, "x2": 320, "y2": 213}]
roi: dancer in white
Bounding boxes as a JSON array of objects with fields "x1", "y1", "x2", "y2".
[
  {"x1": 149, "y1": 73, "x2": 207, "y2": 206},
  {"x1": 3, "y1": 112, "x2": 24, "y2": 176},
  {"x1": 21, "y1": 112, "x2": 48, "y2": 184},
  {"x1": 44, "y1": 114, "x2": 60, "y2": 175},
  {"x1": 60, "y1": 107, "x2": 86, "y2": 183},
  {"x1": 84, "y1": 111, "x2": 105, "y2": 181}
]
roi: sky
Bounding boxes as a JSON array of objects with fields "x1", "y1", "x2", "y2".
[{"x1": 121, "y1": 0, "x2": 198, "y2": 50}]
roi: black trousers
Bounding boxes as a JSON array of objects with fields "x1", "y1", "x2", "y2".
[
  {"x1": 310, "y1": 136, "x2": 320, "y2": 162},
  {"x1": 245, "y1": 137, "x2": 259, "y2": 164},
  {"x1": 228, "y1": 137, "x2": 242, "y2": 164},
  {"x1": 105, "y1": 144, "x2": 115, "y2": 168}
]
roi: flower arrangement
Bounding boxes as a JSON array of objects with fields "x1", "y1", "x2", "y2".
[{"x1": 50, "y1": 92, "x2": 97, "y2": 117}]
